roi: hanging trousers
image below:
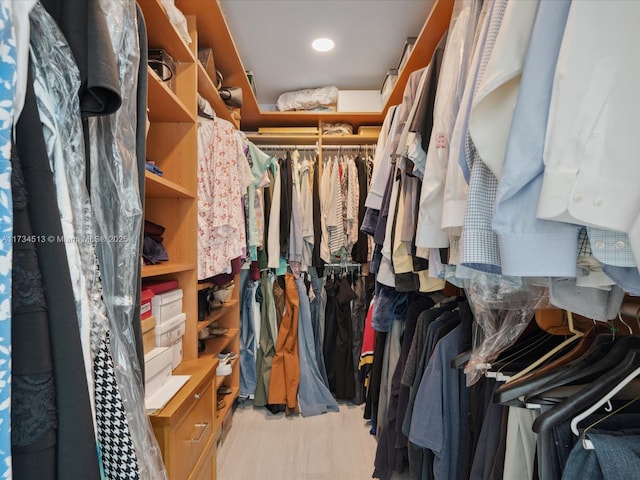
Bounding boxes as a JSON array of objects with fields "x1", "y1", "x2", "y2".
[
  {"x1": 268, "y1": 273, "x2": 300, "y2": 409},
  {"x1": 254, "y1": 272, "x2": 277, "y2": 406}
]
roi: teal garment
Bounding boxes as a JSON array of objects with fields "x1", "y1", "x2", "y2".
[
  {"x1": 275, "y1": 257, "x2": 288, "y2": 276},
  {"x1": 246, "y1": 142, "x2": 275, "y2": 261}
]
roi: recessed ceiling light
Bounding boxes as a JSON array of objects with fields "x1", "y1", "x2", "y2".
[{"x1": 312, "y1": 37, "x2": 334, "y2": 52}]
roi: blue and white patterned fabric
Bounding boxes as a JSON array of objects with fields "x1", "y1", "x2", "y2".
[
  {"x1": 459, "y1": 0, "x2": 507, "y2": 273},
  {"x1": 0, "y1": 2, "x2": 16, "y2": 478}
]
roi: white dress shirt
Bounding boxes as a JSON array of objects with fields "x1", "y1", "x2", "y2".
[{"x1": 538, "y1": 2, "x2": 640, "y2": 246}]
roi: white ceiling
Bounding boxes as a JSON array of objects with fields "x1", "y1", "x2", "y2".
[{"x1": 219, "y1": 0, "x2": 436, "y2": 108}]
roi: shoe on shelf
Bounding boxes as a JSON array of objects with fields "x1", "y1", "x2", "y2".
[
  {"x1": 217, "y1": 398, "x2": 226, "y2": 410},
  {"x1": 217, "y1": 385, "x2": 232, "y2": 396},
  {"x1": 217, "y1": 351, "x2": 237, "y2": 363},
  {"x1": 210, "y1": 327, "x2": 229, "y2": 336},
  {"x1": 216, "y1": 361, "x2": 232, "y2": 377}
]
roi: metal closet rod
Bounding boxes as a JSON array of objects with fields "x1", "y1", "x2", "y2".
[
  {"x1": 258, "y1": 144, "x2": 318, "y2": 150},
  {"x1": 321, "y1": 144, "x2": 376, "y2": 149}
]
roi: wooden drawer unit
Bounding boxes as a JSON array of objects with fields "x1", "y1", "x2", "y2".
[
  {"x1": 190, "y1": 436, "x2": 216, "y2": 480},
  {"x1": 171, "y1": 381, "x2": 213, "y2": 476},
  {"x1": 151, "y1": 359, "x2": 217, "y2": 479}
]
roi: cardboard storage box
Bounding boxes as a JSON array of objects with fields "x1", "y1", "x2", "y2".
[
  {"x1": 141, "y1": 315, "x2": 157, "y2": 355},
  {"x1": 151, "y1": 288, "x2": 183, "y2": 325},
  {"x1": 141, "y1": 288, "x2": 154, "y2": 320}
]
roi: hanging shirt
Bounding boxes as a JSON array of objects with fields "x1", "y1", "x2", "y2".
[
  {"x1": 197, "y1": 117, "x2": 250, "y2": 279},
  {"x1": 365, "y1": 106, "x2": 397, "y2": 210},
  {"x1": 538, "y1": 1, "x2": 640, "y2": 271},
  {"x1": 299, "y1": 156, "x2": 314, "y2": 270},
  {"x1": 246, "y1": 141, "x2": 275, "y2": 260},
  {"x1": 440, "y1": 0, "x2": 493, "y2": 238},
  {"x1": 491, "y1": 0, "x2": 577, "y2": 277},
  {"x1": 345, "y1": 156, "x2": 360, "y2": 254},
  {"x1": 267, "y1": 161, "x2": 282, "y2": 269},
  {"x1": 459, "y1": 0, "x2": 511, "y2": 273},
  {"x1": 415, "y1": 0, "x2": 481, "y2": 253},
  {"x1": 328, "y1": 157, "x2": 345, "y2": 255},
  {"x1": 319, "y1": 156, "x2": 332, "y2": 262}
]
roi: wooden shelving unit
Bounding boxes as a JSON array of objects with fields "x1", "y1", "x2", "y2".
[
  {"x1": 145, "y1": 171, "x2": 196, "y2": 199},
  {"x1": 197, "y1": 300, "x2": 240, "y2": 331},
  {"x1": 138, "y1": 0, "x2": 454, "y2": 477}
]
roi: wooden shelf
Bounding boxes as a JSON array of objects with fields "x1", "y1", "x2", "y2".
[
  {"x1": 245, "y1": 133, "x2": 378, "y2": 147},
  {"x1": 139, "y1": 0, "x2": 194, "y2": 63},
  {"x1": 197, "y1": 300, "x2": 240, "y2": 331},
  {"x1": 215, "y1": 385, "x2": 239, "y2": 430},
  {"x1": 245, "y1": 111, "x2": 383, "y2": 131},
  {"x1": 382, "y1": 0, "x2": 454, "y2": 115},
  {"x1": 142, "y1": 262, "x2": 196, "y2": 278},
  {"x1": 145, "y1": 170, "x2": 196, "y2": 198},
  {"x1": 201, "y1": 328, "x2": 239, "y2": 357},
  {"x1": 197, "y1": 62, "x2": 238, "y2": 128},
  {"x1": 197, "y1": 281, "x2": 214, "y2": 291},
  {"x1": 177, "y1": 0, "x2": 258, "y2": 126},
  {"x1": 148, "y1": 67, "x2": 195, "y2": 123},
  {"x1": 322, "y1": 133, "x2": 379, "y2": 145},
  {"x1": 244, "y1": 134, "x2": 319, "y2": 146}
]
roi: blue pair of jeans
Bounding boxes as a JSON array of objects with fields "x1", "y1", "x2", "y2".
[
  {"x1": 308, "y1": 267, "x2": 329, "y2": 388},
  {"x1": 240, "y1": 280, "x2": 259, "y2": 397},
  {"x1": 295, "y1": 276, "x2": 339, "y2": 417}
]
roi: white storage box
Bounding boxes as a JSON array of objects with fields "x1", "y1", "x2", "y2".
[
  {"x1": 155, "y1": 312, "x2": 186, "y2": 370},
  {"x1": 337, "y1": 90, "x2": 382, "y2": 112},
  {"x1": 169, "y1": 339, "x2": 183, "y2": 370},
  {"x1": 154, "y1": 312, "x2": 186, "y2": 347},
  {"x1": 144, "y1": 346, "x2": 173, "y2": 398},
  {"x1": 151, "y1": 288, "x2": 183, "y2": 324}
]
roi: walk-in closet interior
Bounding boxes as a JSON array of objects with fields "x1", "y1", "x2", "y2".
[{"x1": 3, "y1": 0, "x2": 640, "y2": 479}]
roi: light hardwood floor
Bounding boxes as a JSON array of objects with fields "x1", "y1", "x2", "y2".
[{"x1": 217, "y1": 400, "x2": 411, "y2": 480}]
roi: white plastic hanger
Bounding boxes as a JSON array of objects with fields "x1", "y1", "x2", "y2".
[{"x1": 570, "y1": 365, "x2": 640, "y2": 449}]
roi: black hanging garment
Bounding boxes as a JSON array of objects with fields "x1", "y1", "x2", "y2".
[
  {"x1": 333, "y1": 276, "x2": 358, "y2": 400},
  {"x1": 10, "y1": 146, "x2": 57, "y2": 480},
  {"x1": 351, "y1": 155, "x2": 369, "y2": 263},
  {"x1": 16, "y1": 62, "x2": 101, "y2": 480},
  {"x1": 323, "y1": 275, "x2": 338, "y2": 393}
]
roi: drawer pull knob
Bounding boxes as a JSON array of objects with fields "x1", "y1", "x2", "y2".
[
  {"x1": 189, "y1": 423, "x2": 209, "y2": 443},
  {"x1": 194, "y1": 393, "x2": 201, "y2": 400}
]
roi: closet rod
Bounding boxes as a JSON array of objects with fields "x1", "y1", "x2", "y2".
[
  {"x1": 321, "y1": 144, "x2": 376, "y2": 149},
  {"x1": 256, "y1": 144, "x2": 318, "y2": 150},
  {"x1": 324, "y1": 262, "x2": 361, "y2": 268}
]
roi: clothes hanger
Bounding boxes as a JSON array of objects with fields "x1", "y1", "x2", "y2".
[
  {"x1": 494, "y1": 328, "x2": 614, "y2": 407},
  {"x1": 532, "y1": 346, "x2": 640, "y2": 433},
  {"x1": 488, "y1": 330, "x2": 558, "y2": 378},
  {"x1": 525, "y1": 335, "x2": 640, "y2": 406},
  {"x1": 571, "y1": 365, "x2": 640, "y2": 449},
  {"x1": 580, "y1": 391, "x2": 640, "y2": 450},
  {"x1": 506, "y1": 310, "x2": 586, "y2": 382}
]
